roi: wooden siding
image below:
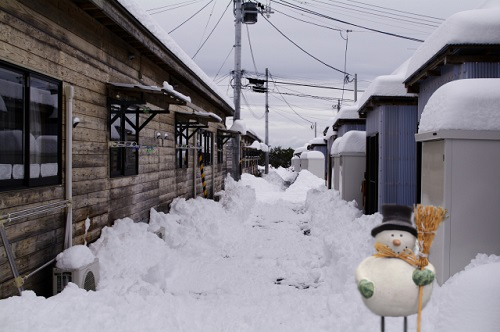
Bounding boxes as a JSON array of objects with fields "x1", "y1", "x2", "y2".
[{"x1": 0, "y1": 0, "x2": 229, "y2": 298}]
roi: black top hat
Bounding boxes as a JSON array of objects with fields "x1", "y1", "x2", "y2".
[{"x1": 371, "y1": 204, "x2": 417, "y2": 237}]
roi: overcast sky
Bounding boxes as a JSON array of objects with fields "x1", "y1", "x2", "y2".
[{"x1": 138, "y1": 0, "x2": 485, "y2": 149}]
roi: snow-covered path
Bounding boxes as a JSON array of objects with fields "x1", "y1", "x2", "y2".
[{"x1": 0, "y1": 169, "x2": 499, "y2": 332}]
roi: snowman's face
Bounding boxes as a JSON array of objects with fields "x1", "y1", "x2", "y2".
[{"x1": 375, "y1": 230, "x2": 416, "y2": 254}]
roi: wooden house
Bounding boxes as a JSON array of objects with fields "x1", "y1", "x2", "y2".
[
  {"x1": 241, "y1": 129, "x2": 264, "y2": 176},
  {"x1": 358, "y1": 60, "x2": 418, "y2": 214},
  {"x1": 0, "y1": 0, "x2": 233, "y2": 299}
]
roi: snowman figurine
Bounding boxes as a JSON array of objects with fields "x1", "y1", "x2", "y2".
[{"x1": 356, "y1": 204, "x2": 435, "y2": 319}]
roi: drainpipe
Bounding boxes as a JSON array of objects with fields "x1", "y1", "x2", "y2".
[
  {"x1": 64, "y1": 85, "x2": 74, "y2": 249},
  {"x1": 193, "y1": 147, "x2": 197, "y2": 197}
]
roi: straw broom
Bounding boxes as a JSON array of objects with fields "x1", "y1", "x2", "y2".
[{"x1": 414, "y1": 204, "x2": 448, "y2": 332}]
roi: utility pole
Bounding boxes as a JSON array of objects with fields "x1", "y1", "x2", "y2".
[
  {"x1": 232, "y1": 0, "x2": 242, "y2": 181},
  {"x1": 314, "y1": 122, "x2": 317, "y2": 137},
  {"x1": 264, "y1": 68, "x2": 269, "y2": 174}
]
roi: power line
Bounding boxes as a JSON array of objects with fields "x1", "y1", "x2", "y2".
[
  {"x1": 270, "y1": 107, "x2": 311, "y2": 128},
  {"x1": 214, "y1": 47, "x2": 234, "y2": 81},
  {"x1": 272, "y1": 80, "x2": 362, "y2": 92},
  {"x1": 241, "y1": 90, "x2": 266, "y2": 120},
  {"x1": 148, "y1": 0, "x2": 204, "y2": 15},
  {"x1": 307, "y1": 0, "x2": 440, "y2": 28},
  {"x1": 196, "y1": 0, "x2": 219, "y2": 50},
  {"x1": 347, "y1": 0, "x2": 444, "y2": 21},
  {"x1": 273, "y1": 8, "x2": 343, "y2": 32},
  {"x1": 260, "y1": 14, "x2": 349, "y2": 75},
  {"x1": 274, "y1": 0, "x2": 424, "y2": 42},
  {"x1": 246, "y1": 25, "x2": 259, "y2": 73},
  {"x1": 169, "y1": 0, "x2": 214, "y2": 34},
  {"x1": 270, "y1": 72, "x2": 315, "y2": 124},
  {"x1": 192, "y1": 0, "x2": 232, "y2": 59}
]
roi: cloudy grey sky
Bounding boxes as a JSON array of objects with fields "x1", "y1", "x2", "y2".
[{"x1": 139, "y1": 0, "x2": 484, "y2": 149}]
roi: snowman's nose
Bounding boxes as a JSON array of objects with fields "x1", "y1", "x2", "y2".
[{"x1": 393, "y1": 239, "x2": 401, "y2": 246}]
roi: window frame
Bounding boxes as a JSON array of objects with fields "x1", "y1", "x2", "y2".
[
  {"x1": 108, "y1": 102, "x2": 139, "y2": 178},
  {"x1": 198, "y1": 130, "x2": 213, "y2": 166},
  {"x1": 0, "y1": 61, "x2": 62, "y2": 192},
  {"x1": 175, "y1": 121, "x2": 189, "y2": 169}
]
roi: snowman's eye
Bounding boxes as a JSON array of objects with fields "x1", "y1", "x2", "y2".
[
  {"x1": 400, "y1": 234, "x2": 403, "y2": 237},
  {"x1": 391, "y1": 234, "x2": 394, "y2": 237}
]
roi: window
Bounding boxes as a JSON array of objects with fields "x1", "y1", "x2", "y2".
[
  {"x1": 0, "y1": 62, "x2": 61, "y2": 191},
  {"x1": 198, "y1": 130, "x2": 212, "y2": 166},
  {"x1": 109, "y1": 104, "x2": 139, "y2": 177},
  {"x1": 175, "y1": 121, "x2": 189, "y2": 168},
  {"x1": 217, "y1": 135, "x2": 224, "y2": 164}
]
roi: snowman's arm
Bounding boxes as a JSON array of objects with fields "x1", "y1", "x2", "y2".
[
  {"x1": 412, "y1": 265, "x2": 435, "y2": 286},
  {"x1": 356, "y1": 257, "x2": 374, "y2": 299}
]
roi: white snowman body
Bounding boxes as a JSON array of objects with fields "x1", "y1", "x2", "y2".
[{"x1": 355, "y1": 230, "x2": 435, "y2": 317}]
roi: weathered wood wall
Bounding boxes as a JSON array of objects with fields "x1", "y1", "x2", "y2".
[{"x1": 0, "y1": 0, "x2": 229, "y2": 298}]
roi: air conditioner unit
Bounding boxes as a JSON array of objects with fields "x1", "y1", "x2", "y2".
[{"x1": 53, "y1": 259, "x2": 100, "y2": 295}]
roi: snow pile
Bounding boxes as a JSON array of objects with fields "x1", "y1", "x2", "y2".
[
  {"x1": 406, "y1": 3, "x2": 500, "y2": 80},
  {"x1": 1, "y1": 169, "x2": 499, "y2": 332},
  {"x1": 274, "y1": 166, "x2": 299, "y2": 183},
  {"x1": 425, "y1": 254, "x2": 500, "y2": 332},
  {"x1": 220, "y1": 175, "x2": 256, "y2": 221},
  {"x1": 229, "y1": 119, "x2": 247, "y2": 135},
  {"x1": 56, "y1": 245, "x2": 95, "y2": 269},
  {"x1": 419, "y1": 79, "x2": 500, "y2": 132},
  {"x1": 358, "y1": 58, "x2": 416, "y2": 111},
  {"x1": 336, "y1": 131, "x2": 366, "y2": 154},
  {"x1": 116, "y1": 0, "x2": 232, "y2": 108},
  {"x1": 261, "y1": 171, "x2": 287, "y2": 190}
]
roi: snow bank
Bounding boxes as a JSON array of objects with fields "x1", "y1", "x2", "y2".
[
  {"x1": 56, "y1": 245, "x2": 95, "y2": 269},
  {"x1": 273, "y1": 166, "x2": 298, "y2": 183},
  {"x1": 336, "y1": 131, "x2": 366, "y2": 154},
  {"x1": 406, "y1": 4, "x2": 500, "y2": 80},
  {"x1": 419, "y1": 79, "x2": 500, "y2": 132}
]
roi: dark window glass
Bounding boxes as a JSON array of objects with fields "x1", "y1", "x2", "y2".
[
  {"x1": 217, "y1": 135, "x2": 224, "y2": 164},
  {"x1": 109, "y1": 105, "x2": 138, "y2": 177},
  {"x1": 198, "y1": 130, "x2": 212, "y2": 166},
  {"x1": 175, "y1": 122, "x2": 189, "y2": 168},
  {"x1": 0, "y1": 63, "x2": 61, "y2": 191}
]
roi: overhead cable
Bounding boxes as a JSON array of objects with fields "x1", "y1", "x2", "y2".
[
  {"x1": 148, "y1": 0, "x2": 204, "y2": 15},
  {"x1": 260, "y1": 14, "x2": 350, "y2": 75},
  {"x1": 275, "y1": 0, "x2": 424, "y2": 42},
  {"x1": 192, "y1": 0, "x2": 232, "y2": 59},
  {"x1": 169, "y1": 0, "x2": 214, "y2": 34},
  {"x1": 347, "y1": 0, "x2": 444, "y2": 21}
]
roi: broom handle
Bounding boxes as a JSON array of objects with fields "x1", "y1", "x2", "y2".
[{"x1": 417, "y1": 266, "x2": 424, "y2": 332}]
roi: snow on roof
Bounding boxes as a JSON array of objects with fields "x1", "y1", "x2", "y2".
[
  {"x1": 248, "y1": 140, "x2": 262, "y2": 150},
  {"x1": 307, "y1": 151, "x2": 325, "y2": 160},
  {"x1": 260, "y1": 143, "x2": 269, "y2": 152},
  {"x1": 300, "y1": 151, "x2": 309, "y2": 158},
  {"x1": 336, "y1": 131, "x2": 366, "y2": 154},
  {"x1": 418, "y1": 79, "x2": 500, "y2": 133},
  {"x1": 294, "y1": 146, "x2": 306, "y2": 155},
  {"x1": 330, "y1": 137, "x2": 342, "y2": 155},
  {"x1": 324, "y1": 127, "x2": 337, "y2": 139},
  {"x1": 309, "y1": 136, "x2": 326, "y2": 145},
  {"x1": 359, "y1": 58, "x2": 416, "y2": 110},
  {"x1": 116, "y1": 0, "x2": 233, "y2": 109},
  {"x1": 229, "y1": 119, "x2": 247, "y2": 135},
  {"x1": 405, "y1": 3, "x2": 500, "y2": 80},
  {"x1": 247, "y1": 128, "x2": 263, "y2": 142}
]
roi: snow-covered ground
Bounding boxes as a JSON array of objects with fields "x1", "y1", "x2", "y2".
[{"x1": 0, "y1": 169, "x2": 499, "y2": 332}]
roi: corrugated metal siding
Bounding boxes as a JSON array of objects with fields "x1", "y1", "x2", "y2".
[
  {"x1": 337, "y1": 123, "x2": 366, "y2": 137},
  {"x1": 418, "y1": 62, "x2": 500, "y2": 119},
  {"x1": 378, "y1": 105, "x2": 418, "y2": 210},
  {"x1": 365, "y1": 108, "x2": 381, "y2": 136}
]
